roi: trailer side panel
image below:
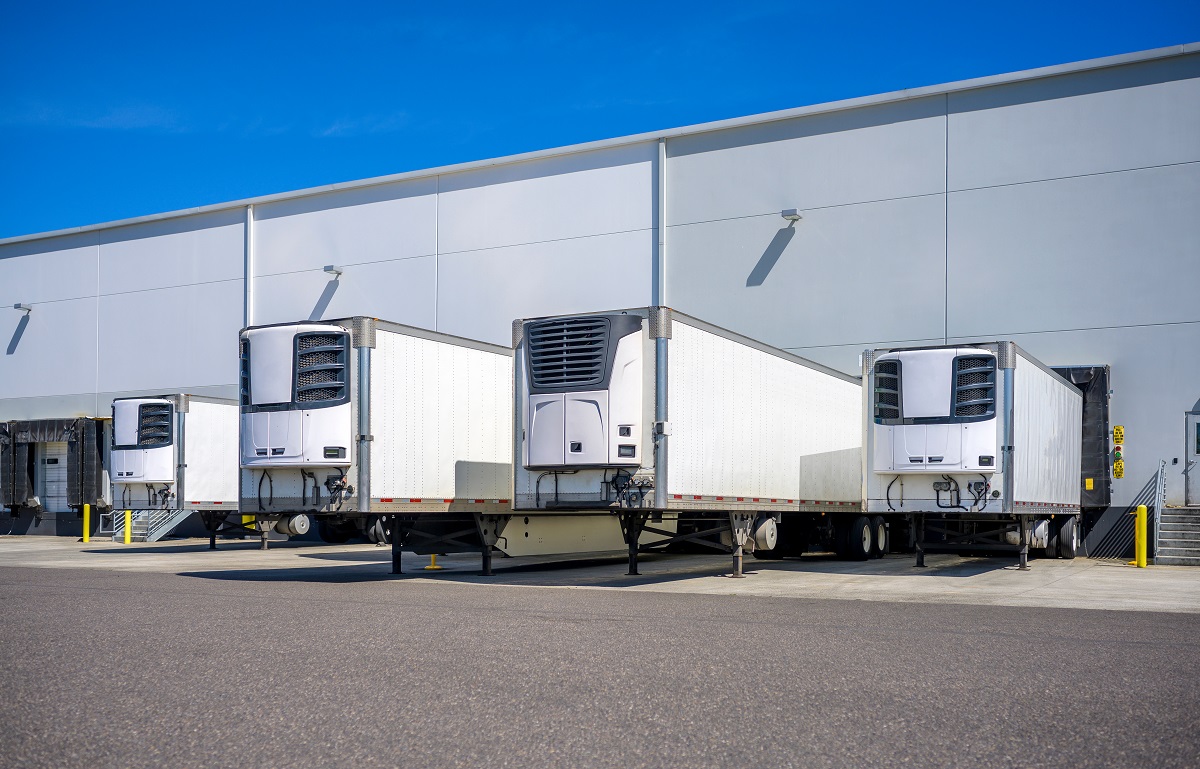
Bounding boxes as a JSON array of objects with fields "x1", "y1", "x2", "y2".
[
  {"x1": 1014, "y1": 350, "x2": 1083, "y2": 507},
  {"x1": 667, "y1": 319, "x2": 861, "y2": 503},
  {"x1": 371, "y1": 328, "x2": 512, "y2": 501}
]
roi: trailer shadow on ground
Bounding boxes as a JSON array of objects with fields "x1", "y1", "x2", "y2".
[
  {"x1": 81, "y1": 539, "x2": 322, "y2": 557},
  {"x1": 175, "y1": 549, "x2": 1017, "y2": 588}
]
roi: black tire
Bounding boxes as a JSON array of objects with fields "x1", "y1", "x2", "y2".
[
  {"x1": 1057, "y1": 516, "x2": 1078, "y2": 560},
  {"x1": 845, "y1": 516, "x2": 872, "y2": 561},
  {"x1": 870, "y1": 516, "x2": 887, "y2": 558},
  {"x1": 317, "y1": 519, "x2": 352, "y2": 544}
]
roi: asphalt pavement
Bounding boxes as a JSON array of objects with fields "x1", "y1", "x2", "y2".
[{"x1": 2, "y1": 560, "x2": 1198, "y2": 769}]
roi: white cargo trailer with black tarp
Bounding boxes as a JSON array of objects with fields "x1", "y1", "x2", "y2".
[
  {"x1": 108, "y1": 394, "x2": 239, "y2": 542},
  {"x1": 862, "y1": 342, "x2": 1084, "y2": 568},
  {"x1": 512, "y1": 307, "x2": 863, "y2": 576},
  {"x1": 0, "y1": 418, "x2": 109, "y2": 537}
]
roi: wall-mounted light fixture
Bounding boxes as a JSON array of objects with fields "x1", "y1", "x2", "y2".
[
  {"x1": 323, "y1": 265, "x2": 344, "y2": 278},
  {"x1": 13, "y1": 303, "x2": 32, "y2": 314},
  {"x1": 781, "y1": 209, "x2": 803, "y2": 222}
]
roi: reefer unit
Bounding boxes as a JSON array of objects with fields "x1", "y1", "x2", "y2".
[
  {"x1": 237, "y1": 317, "x2": 514, "y2": 546},
  {"x1": 109, "y1": 394, "x2": 238, "y2": 541},
  {"x1": 863, "y1": 342, "x2": 1084, "y2": 564},
  {"x1": 512, "y1": 307, "x2": 862, "y2": 572}
]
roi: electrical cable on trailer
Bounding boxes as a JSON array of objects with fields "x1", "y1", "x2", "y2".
[
  {"x1": 886, "y1": 475, "x2": 899, "y2": 511},
  {"x1": 934, "y1": 474, "x2": 967, "y2": 511},
  {"x1": 257, "y1": 470, "x2": 273, "y2": 511}
]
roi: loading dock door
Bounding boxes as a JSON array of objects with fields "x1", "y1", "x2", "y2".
[
  {"x1": 37, "y1": 442, "x2": 69, "y2": 513},
  {"x1": 1187, "y1": 413, "x2": 1200, "y2": 507}
]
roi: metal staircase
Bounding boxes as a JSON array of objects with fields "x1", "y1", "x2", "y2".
[
  {"x1": 101, "y1": 509, "x2": 195, "y2": 543},
  {"x1": 1157, "y1": 509, "x2": 1200, "y2": 566}
]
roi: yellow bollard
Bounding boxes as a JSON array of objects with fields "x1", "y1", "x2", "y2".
[
  {"x1": 124, "y1": 509, "x2": 132, "y2": 545},
  {"x1": 82, "y1": 504, "x2": 90, "y2": 543},
  {"x1": 424, "y1": 554, "x2": 444, "y2": 571},
  {"x1": 1128, "y1": 504, "x2": 1147, "y2": 568}
]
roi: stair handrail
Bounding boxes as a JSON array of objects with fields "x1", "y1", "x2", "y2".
[
  {"x1": 1153, "y1": 459, "x2": 1167, "y2": 562},
  {"x1": 145, "y1": 507, "x2": 189, "y2": 542}
]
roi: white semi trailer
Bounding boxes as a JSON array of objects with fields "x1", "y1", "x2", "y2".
[
  {"x1": 109, "y1": 394, "x2": 239, "y2": 542},
  {"x1": 861, "y1": 342, "x2": 1084, "y2": 568},
  {"x1": 235, "y1": 316, "x2": 643, "y2": 573},
  {"x1": 512, "y1": 307, "x2": 863, "y2": 576}
]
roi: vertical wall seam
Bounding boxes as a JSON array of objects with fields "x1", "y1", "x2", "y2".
[
  {"x1": 439, "y1": 175, "x2": 444, "y2": 331},
  {"x1": 944, "y1": 93, "x2": 950, "y2": 345},
  {"x1": 244, "y1": 204, "x2": 255, "y2": 328},
  {"x1": 656, "y1": 137, "x2": 667, "y2": 307},
  {"x1": 93, "y1": 237, "x2": 100, "y2": 416}
]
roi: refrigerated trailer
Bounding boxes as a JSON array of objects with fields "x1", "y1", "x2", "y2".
[
  {"x1": 236, "y1": 316, "x2": 641, "y2": 572},
  {"x1": 512, "y1": 307, "x2": 863, "y2": 576},
  {"x1": 861, "y1": 342, "x2": 1084, "y2": 568},
  {"x1": 107, "y1": 394, "x2": 238, "y2": 542}
]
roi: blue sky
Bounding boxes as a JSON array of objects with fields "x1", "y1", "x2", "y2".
[{"x1": 1, "y1": 1, "x2": 1197, "y2": 239}]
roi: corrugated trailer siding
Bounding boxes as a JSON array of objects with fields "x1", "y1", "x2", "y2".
[
  {"x1": 667, "y1": 320, "x2": 861, "y2": 501},
  {"x1": 1014, "y1": 351, "x2": 1083, "y2": 507},
  {"x1": 371, "y1": 329, "x2": 512, "y2": 501},
  {"x1": 182, "y1": 400, "x2": 239, "y2": 505}
]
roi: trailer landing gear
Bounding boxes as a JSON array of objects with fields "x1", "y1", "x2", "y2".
[
  {"x1": 729, "y1": 513, "x2": 756, "y2": 578},
  {"x1": 618, "y1": 511, "x2": 650, "y2": 575}
]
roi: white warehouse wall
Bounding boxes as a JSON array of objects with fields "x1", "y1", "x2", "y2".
[
  {"x1": 0, "y1": 210, "x2": 244, "y2": 419},
  {"x1": 665, "y1": 52, "x2": 1200, "y2": 506},
  {"x1": 251, "y1": 143, "x2": 655, "y2": 345},
  {"x1": 1, "y1": 46, "x2": 1196, "y2": 509}
]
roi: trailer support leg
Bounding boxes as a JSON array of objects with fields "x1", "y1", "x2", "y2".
[
  {"x1": 915, "y1": 515, "x2": 926, "y2": 568},
  {"x1": 480, "y1": 547, "x2": 493, "y2": 577},
  {"x1": 1018, "y1": 515, "x2": 1030, "y2": 571},
  {"x1": 258, "y1": 520, "x2": 269, "y2": 551},
  {"x1": 728, "y1": 512, "x2": 754, "y2": 578},
  {"x1": 619, "y1": 511, "x2": 649, "y2": 576},
  {"x1": 203, "y1": 513, "x2": 217, "y2": 550},
  {"x1": 390, "y1": 515, "x2": 403, "y2": 575}
]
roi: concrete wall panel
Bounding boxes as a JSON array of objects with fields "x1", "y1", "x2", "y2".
[
  {"x1": 0, "y1": 233, "x2": 97, "y2": 307},
  {"x1": 0, "y1": 297, "x2": 97, "y2": 401},
  {"x1": 253, "y1": 179, "x2": 437, "y2": 277},
  {"x1": 252, "y1": 256, "x2": 436, "y2": 329},
  {"x1": 666, "y1": 194, "x2": 947, "y2": 351},
  {"x1": 947, "y1": 163, "x2": 1200, "y2": 337},
  {"x1": 99, "y1": 210, "x2": 245, "y2": 295},
  {"x1": 949, "y1": 56, "x2": 1200, "y2": 190},
  {"x1": 782, "y1": 338, "x2": 948, "y2": 378},
  {"x1": 438, "y1": 144, "x2": 655, "y2": 255},
  {"x1": 97, "y1": 280, "x2": 243, "y2": 393},
  {"x1": 435, "y1": 229, "x2": 652, "y2": 346},
  {"x1": 0, "y1": 393, "x2": 101, "y2": 421},
  {"x1": 667, "y1": 97, "x2": 946, "y2": 225}
]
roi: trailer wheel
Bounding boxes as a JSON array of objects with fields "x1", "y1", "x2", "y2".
[
  {"x1": 870, "y1": 516, "x2": 887, "y2": 558},
  {"x1": 1057, "y1": 516, "x2": 1078, "y2": 560},
  {"x1": 845, "y1": 516, "x2": 872, "y2": 561}
]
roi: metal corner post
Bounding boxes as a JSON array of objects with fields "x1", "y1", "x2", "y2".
[
  {"x1": 353, "y1": 317, "x2": 377, "y2": 516},
  {"x1": 652, "y1": 308, "x2": 671, "y2": 506},
  {"x1": 653, "y1": 138, "x2": 669, "y2": 507},
  {"x1": 998, "y1": 341, "x2": 1016, "y2": 515}
]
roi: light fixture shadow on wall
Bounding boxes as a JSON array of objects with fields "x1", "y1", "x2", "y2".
[{"x1": 746, "y1": 211, "x2": 803, "y2": 288}]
